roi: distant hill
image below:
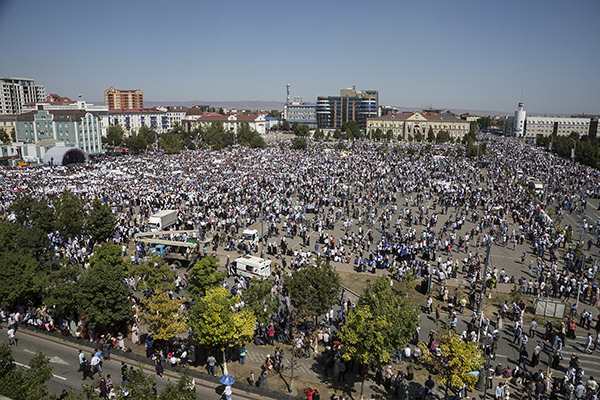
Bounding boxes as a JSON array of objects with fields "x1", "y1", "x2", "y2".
[{"x1": 144, "y1": 100, "x2": 285, "y2": 111}]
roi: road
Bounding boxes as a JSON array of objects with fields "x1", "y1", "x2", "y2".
[{"x1": 0, "y1": 330, "x2": 260, "y2": 399}]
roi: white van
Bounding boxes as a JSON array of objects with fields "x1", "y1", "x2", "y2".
[{"x1": 232, "y1": 255, "x2": 271, "y2": 279}]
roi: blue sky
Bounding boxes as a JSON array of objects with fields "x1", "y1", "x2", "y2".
[{"x1": 1, "y1": 0, "x2": 598, "y2": 115}]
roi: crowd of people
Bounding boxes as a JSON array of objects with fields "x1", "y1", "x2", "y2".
[{"x1": 2, "y1": 134, "x2": 600, "y2": 399}]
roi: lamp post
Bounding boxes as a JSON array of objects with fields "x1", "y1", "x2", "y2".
[{"x1": 570, "y1": 138, "x2": 577, "y2": 165}]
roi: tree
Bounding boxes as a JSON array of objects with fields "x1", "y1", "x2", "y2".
[
  {"x1": 415, "y1": 132, "x2": 424, "y2": 142},
  {"x1": 267, "y1": 110, "x2": 281, "y2": 119},
  {"x1": 281, "y1": 120, "x2": 291, "y2": 131},
  {"x1": 427, "y1": 127, "x2": 436, "y2": 142},
  {"x1": 128, "y1": 254, "x2": 176, "y2": 293},
  {"x1": 54, "y1": 190, "x2": 86, "y2": 237},
  {"x1": 105, "y1": 124, "x2": 124, "y2": 147},
  {"x1": 218, "y1": 107, "x2": 226, "y2": 115},
  {"x1": 333, "y1": 128, "x2": 343, "y2": 139},
  {"x1": 121, "y1": 364, "x2": 156, "y2": 400},
  {"x1": 342, "y1": 120, "x2": 360, "y2": 139},
  {"x1": 436, "y1": 130, "x2": 451, "y2": 143},
  {"x1": 339, "y1": 305, "x2": 391, "y2": 400},
  {"x1": 291, "y1": 137, "x2": 307, "y2": 149},
  {"x1": 159, "y1": 131, "x2": 184, "y2": 153},
  {"x1": 138, "y1": 125, "x2": 157, "y2": 146},
  {"x1": 138, "y1": 288, "x2": 188, "y2": 341},
  {"x1": 477, "y1": 116, "x2": 493, "y2": 131},
  {"x1": 0, "y1": 251, "x2": 44, "y2": 306},
  {"x1": 159, "y1": 369, "x2": 197, "y2": 400},
  {"x1": 241, "y1": 279, "x2": 279, "y2": 325},
  {"x1": 313, "y1": 128, "x2": 324, "y2": 139},
  {"x1": 43, "y1": 261, "x2": 81, "y2": 314},
  {"x1": 189, "y1": 287, "x2": 256, "y2": 375},
  {"x1": 0, "y1": 221, "x2": 50, "y2": 258},
  {"x1": 292, "y1": 122, "x2": 310, "y2": 137},
  {"x1": 0, "y1": 128, "x2": 9, "y2": 143},
  {"x1": 237, "y1": 122, "x2": 265, "y2": 148},
  {"x1": 125, "y1": 130, "x2": 148, "y2": 152},
  {"x1": 419, "y1": 329, "x2": 484, "y2": 399},
  {"x1": 386, "y1": 129, "x2": 393, "y2": 141},
  {"x1": 283, "y1": 260, "x2": 341, "y2": 319},
  {"x1": 77, "y1": 243, "x2": 133, "y2": 330},
  {"x1": 87, "y1": 199, "x2": 116, "y2": 242},
  {"x1": 357, "y1": 276, "x2": 419, "y2": 359},
  {"x1": 372, "y1": 128, "x2": 383, "y2": 140},
  {"x1": 187, "y1": 257, "x2": 226, "y2": 299},
  {"x1": 10, "y1": 193, "x2": 55, "y2": 233},
  {"x1": 0, "y1": 344, "x2": 53, "y2": 399}
]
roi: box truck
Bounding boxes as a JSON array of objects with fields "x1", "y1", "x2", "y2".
[
  {"x1": 147, "y1": 210, "x2": 178, "y2": 231},
  {"x1": 231, "y1": 255, "x2": 271, "y2": 279}
]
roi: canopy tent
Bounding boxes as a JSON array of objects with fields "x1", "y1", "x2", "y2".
[{"x1": 43, "y1": 146, "x2": 88, "y2": 166}]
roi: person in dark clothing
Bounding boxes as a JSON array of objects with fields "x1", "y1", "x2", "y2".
[{"x1": 81, "y1": 359, "x2": 94, "y2": 380}]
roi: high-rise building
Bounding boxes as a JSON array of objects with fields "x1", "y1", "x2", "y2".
[
  {"x1": 104, "y1": 87, "x2": 144, "y2": 110},
  {"x1": 316, "y1": 86, "x2": 378, "y2": 130},
  {"x1": 283, "y1": 100, "x2": 317, "y2": 129},
  {"x1": 513, "y1": 102, "x2": 526, "y2": 137},
  {"x1": 0, "y1": 77, "x2": 46, "y2": 115}
]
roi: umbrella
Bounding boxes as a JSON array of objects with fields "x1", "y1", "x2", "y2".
[{"x1": 220, "y1": 375, "x2": 235, "y2": 386}]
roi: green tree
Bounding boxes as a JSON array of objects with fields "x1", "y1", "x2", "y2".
[
  {"x1": 241, "y1": 279, "x2": 279, "y2": 325},
  {"x1": 372, "y1": 128, "x2": 383, "y2": 140},
  {"x1": 339, "y1": 305, "x2": 391, "y2": 399},
  {"x1": 267, "y1": 110, "x2": 281, "y2": 118},
  {"x1": 171, "y1": 121, "x2": 182, "y2": 134},
  {"x1": 0, "y1": 128, "x2": 9, "y2": 143},
  {"x1": 436, "y1": 130, "x2": 451, "y2": 143},
  {"x1": 218, "y1": 107, "x2": 226, "y2": 115},
  {"x1": 189, "y1": 287, "x2": 256, "y2": 375},
  {"x1": 159, "y1": 131, "x2": 184, "y2": 153},
  {"x1": 10, "y1": 193, "x2": 55, "y2": 233},
  {"x1": 138, "y1": 125, "x2": 157, "y2": 146},
  {"x1": 125, "y1": 130, "x2": 148, "y2": 151},
  {"x1": 159, "y1": 369, "x2": 197, "y2": 400},
  {"x1": 281, "y1": 120, "x2": 291, "y2": 131},
  {"x1": 313, "y1": 128, "x2": 324, "y2": 139},
  {"x1": 236, "y1": 121, "x2": 265, "y2": 148},
  {"x1": 0, "y1": 221, "x2": 50, "y2": 258},
  {"x1": 358, "y1": 276, "x2": 419, "y2": 357},
  {"x1": 54, "y1": 190, "x2": 86, "y2": 237},
  {"x1": 292, "y1": 122, "x2": 310, "y2": 137},
  {"x1": 342, "y1": 120, "x2": 361, "y2": 139},
  {"x1": 139, "y1": 288, "x2": 189, "y2": 341},
  {"x1": 283, "y1": 260, "x2": 341, "y2": 319},
  {"x1": 333, "y1": 128, "x2": 343, "y2": 139},
  {"x1": 87, "y1": 199, "x2": 116, "y2": 242},
  {"x1": 128, "y1": 254, "x2": 176, "y2": 293},
  {"x1": 419, "y1": 329, "x2": 483, "y2": 399},
  {"x1": 0, "y1": 344, "x2": 53, "y2": 399},
  {"x1": 427, "y1": 127, "x2": 436, "y2": 142},
  {"x1": 122, "y1": 364, "x2": 156, "y2": 400},
  {"x1": 105, "y1": 124, "x2": 124, "y2": 147},
  {"x1": 291, "y1": 137, "x2": 307, "y2": 149},
  {"x1": 415, "y1": 132, "x2": 424, "y2": 141},
  {"x1": 477, "y1": 116, "x2": 493, "y2": 131},
  {"x1": 386, "y1": 129, "x2": 393, "y2": 141},
  {"x1": 187, "y1": 257, "x2": 227, "y2": 299},
  {"x1": 43, "y1": 261, "x2": 81, "y2": 314},
  {"x1": 77, "y1": 243, "x2": 133, "y2": 330},
  {"x1": 0, "y1": 251, "x2": 44, "y2": 306}
]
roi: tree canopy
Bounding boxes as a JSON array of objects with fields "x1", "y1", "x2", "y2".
[
  {"x1": 187, "y1": 257, "x2": 227, "y2": 299},
  {"x1": 87, "y1": 199, "x2": 116, "y2": 242},
  {"x1": 283, "y1": 260, "x2": 341, "y2": 318},
  {"x1": 138, "y1": 288, "x2": 188, "y2": 341}
]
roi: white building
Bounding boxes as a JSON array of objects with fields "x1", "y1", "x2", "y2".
[
  {"x1": 184, "y1": 113, "x2": 267, "y2": 135},
  {"x1": 108, "y1": 108, "x2": 170, "y2": 135},
  {"x1": 514, "y1": 102, "x2": 526, "y2": 137},
  {"x1": 156, "y1": 106, "x2": 188, "y2": 130},
  {"x1": 0, "y1": 77, "x2": 46, "y2": 115},
  {"x1": 283, "y1": 101, "x2": 317, "y2": 129},
  {"x1": 504, "y1": 114, "x2": 591, "y2": 139},
  {"x1": 22, "y1": 101, "x2": 109, "y2": 138}
]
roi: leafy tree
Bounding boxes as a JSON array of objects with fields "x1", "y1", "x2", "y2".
[
  {"x1": 333, "y1": 128, "x2": 343, "y2": 139},
  {"x1": 372, "y1": 128, "x2": 383, "y2": 140},
  {"x1": 281, "y1": 120, "x2": 291, "y2": 131},
  {"x1": 125, "y1": 130, "x2": 148, "y2": 152},
  {"x1": 171, "y1": 121, "x2": 182, "y2": 134},
  {"x1": 241, "y1": 279, "x2": 279, "y2": 325},
  {"x1": 54, "y1": 190, "x2": 85, "y2": 237},
  {"x1": 202, "y1": 121, "x2": 234, "y2": 150},
  {"x1": 415, "y1": 132, "x2": 424, "y2": 142},
  {"x1": 159, "y1": 131, "x2": 184, "y2": 153},
  {"x1": 189, "y1": 287, "x2": 256, "y2": 375},
  {"x1": 139, "y1": 288, "x2": 189, "y2": 341},
  {"x1": 249, "y1": 133, "x2": 266, "y2": 148},
  {"x1": 0, "y1": 251, "x2": 44, "y2": 306},
  {"x1": 105, "y1": 124, "x2": 124, "y2": 147},
  {"x1": 77, "y1": 243, "x2": 133, "y2": 330},
  {"x1": 339, "y1": 305, "x2": 391, "y2": 399},
  {"x1": 87, "y1": 199, "x2": 116, "y2": 242},
  {"x1": 187, "y1": 257, "x2": 226, "y2": 299},
  {"x1": 313, "y1": 128, "x2": 324, "y2": 139},
  {"x1": 436, "y1": 130, "x2": 451, "y2": 143},
  {"x1": 267, "y1": 110, "x2": 281, "y2": 119},
  {"x1": 427, "y1": 127, "x2": 436, "y2": 142},
  {"x1": 342, "y1": 120, "x2": 361, "y2": 139},
  {"x1": 477, "y1": 116, "x2": 493, "y2": 131},
  {"x1": 218, "y1": 107, "x2": 226, "y2": 115},
  {"x1": 159, "y1": 368, "x2": 197, "y2": 400},
  {"x1": 283, "y1": 260, "x2": 341, "y2": 319},
  {"x1": 358, "y1": 276, "x2": 419, "y2": 357},
  {"x1": 0, "y1": 344, "x2": 53, "y2": 399},
  {"x1": 292, "y1": 122, "x2": 310, "y2": 137},
  {"x1": 43, "y1": 261, "x2": 81, "y2": 314},
  {"x1": 0, "y1": 221, "x2": 50, "y2": 258},
  {"x1": 122, "y1": 364, "x2": 156, "y2": 399},
  {"x1": 386, "y1": 129, "x2": 393, "y2": 141},
  {"x1": 128, "y1": 254, "x2": 176, "y2": 293},
  {"x1": 291, "y1": 137, "x2": 307, "y2": 149},
  {"x1": 0, "y1": 128, "x2": 9, "y2": 143},
  {"x1": 138, "y1": 125, "x2": 157, "y2": 146},
  {"x1": 419, "y1": 329, "x2": 484, "y2": 399},
  {"x1": 236, "y1": 121, "x2": 265, "y2": 148},
  {"x1": 10, "y1": 193, "x2": 54, "y2": 233}
]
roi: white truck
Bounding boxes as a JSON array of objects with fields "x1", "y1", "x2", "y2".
[
  {"x1": 231, "y1": 255, "x2": 271, "y2": 279},
  {"x1": 529, "y1": 180, "x2": 544, "y2": 196},
  {"x1": 147, "y1": 210, "x2": 178, "y2": 231},
  {"x1": 240, "y1": 220, "x2": 266, "y2": 246}
]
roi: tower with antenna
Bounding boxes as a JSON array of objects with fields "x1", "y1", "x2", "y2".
[
  {"x1": 513, "y1": 100, "x2": 526, "y2": 138},
  {"x1": 286, "y1": 83, "x2": 290, "y2": 105}
]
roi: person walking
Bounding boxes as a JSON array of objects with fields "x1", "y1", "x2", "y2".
[
  {"x1": 435, "y1": 304, "x2": 441, "y2": 324},
  {"x1": 207, "y1": 354, "x2": 216, "y2": 376},
  {"x1": 7, "y1": 327, "x2": 16, "y2": 346},
  {"x1": 77, "y1": 349, "x2": 85, "y2": 372}
]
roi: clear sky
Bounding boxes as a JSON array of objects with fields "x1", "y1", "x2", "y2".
[{"x1": 1, "y1": 0, "x2": 598, "y2": 115}]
